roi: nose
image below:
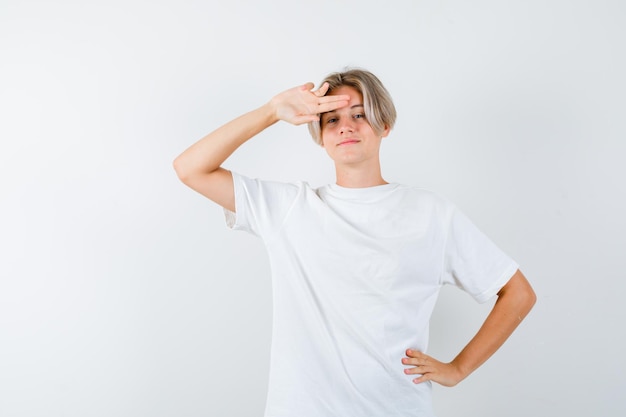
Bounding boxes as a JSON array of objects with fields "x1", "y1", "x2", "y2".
[{"x1": 339, "y1": 118, "x2": 355, "y2": 134}]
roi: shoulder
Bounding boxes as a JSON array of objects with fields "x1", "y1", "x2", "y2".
[
  {"x1": 231, "y1": 172, "x2": 315, "y2": 205},
  {"x1": 233, "y1": 172, "x2": 310, "y2": 191}
]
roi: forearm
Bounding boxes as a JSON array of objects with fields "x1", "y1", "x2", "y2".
[
  {"x1": 450, "y1": 270, "x2": 536, "y2": 382},
  {"x1": 173, "y1": 102, "x2": 277, "y2": 180},
  {"x1": 174, "y1": 82, "x2": 349, "y2": 181}
]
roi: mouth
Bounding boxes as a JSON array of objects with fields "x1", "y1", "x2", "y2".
[{"x1": 337, "y1": 139, "x2": 360, "y2": 146}]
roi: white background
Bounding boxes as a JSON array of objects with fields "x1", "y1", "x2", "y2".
[{"x1": 1, "y1": 0, "x2": 624, "y2": 416}]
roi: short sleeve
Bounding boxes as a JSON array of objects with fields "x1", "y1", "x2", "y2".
[
  {"x1": 441, "y1": 207, "x2": 519, "y2": 303},
  {"x1": 224, "y1": 172, "x2": 301, "y2": 240}
]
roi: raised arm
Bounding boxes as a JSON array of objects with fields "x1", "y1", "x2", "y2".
[
  {"x1": 402, "y1": 269, "x2": 536, "y2": 386},
  {"x1": 173, "y1": 82, "x2": 349, "y2": 211}
]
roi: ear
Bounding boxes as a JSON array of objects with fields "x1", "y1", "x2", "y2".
[{"x1": 380, "y1": 124, "x2": 391, "y2": 138}]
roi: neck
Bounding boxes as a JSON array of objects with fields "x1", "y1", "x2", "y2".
[{"x1": 334, "y1": 160, "x2": 387, "y2": 188}]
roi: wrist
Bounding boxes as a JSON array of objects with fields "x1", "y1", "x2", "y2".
[
  {"x1": 264, "y1": 97, "x2": 281, "y2": 125},
  {"x1": 448, "y1": 359, "x2": 471, "y2": 384}
]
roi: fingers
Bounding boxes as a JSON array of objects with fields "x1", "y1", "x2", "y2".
[
  {"x1": 402, "y1": 349, "x2": 427, "y2": 371},
  {"x1": 301, "y1": 82, "x2": 315, "y2": 91},
  {"x1": 412, "y1": 374, "x2": 431, "y2": 384},
  {"x1": 401, "y1": 350, "x2": 460, "y2": 387},
  {"x1": 314, "y1": 82, "x2": 330, "y2": 97},
  {"x1": 402, "y1": 349, "x2": 436, "y2": 383},
  {"x1": 313, "y1": 83, "x2": 349, "y2": 110},
  {"x1": 316, "y1": 98, "x2": 349, "y2": 114},
  {"x1": 406, "y1": 348, "x2": 418, "y2": 357},
  {"x1": 291, "y1": 114, "x2": 322, "y2": 125},
  {"x1": 274, "y1": 82, "x2": 349, "y2": 125},
  {"x1": 405, "y1": 348, "x2": 427, "y2": 359},
  {"x1": 402, "y1": 357, "x2": 429, "y2": 374},
  {"x1": 404, "y1": 364, "x2": 432, "y2": 376},
  {"x1": 312, "y1": 82, "x2": 349, "y2": 112}
]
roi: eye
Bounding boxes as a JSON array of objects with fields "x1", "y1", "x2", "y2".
[
  {"x1": 353, "y1": 113, "x2": 365, "y2": 119},
  {"x1": 325, "y1": 117, "x2": 338, "y2": 124}
]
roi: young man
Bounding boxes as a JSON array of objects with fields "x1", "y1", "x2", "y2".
[{"x1": 174, "y1": 69, "x2": 536, "y2": 417}]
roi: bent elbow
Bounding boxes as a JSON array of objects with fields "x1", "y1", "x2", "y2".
[
  {"x1": 517, "y1": 282, "x2": 537, "y2": 320},
  {"x1": 499, "y1": 270, "x2": 537, "y2": 319},
  {"x1": 525, "y1": 285, "x2": 537, "y2": 313},
  {"x1": 172, "y1": 156, "x2": 191, "y2": 183}
]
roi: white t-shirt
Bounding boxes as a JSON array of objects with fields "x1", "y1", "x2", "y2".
[{"x1": 224, "y1": 173, "x2": 518, "y2": 417}]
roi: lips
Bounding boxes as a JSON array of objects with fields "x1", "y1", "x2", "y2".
[{"x1": 337, "y1": 139, "x2": 360, "y2": 146}]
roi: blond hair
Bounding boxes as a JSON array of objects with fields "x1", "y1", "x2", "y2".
[{"x1": 308, "y1": 68, "x2": 397, "y2": 145}]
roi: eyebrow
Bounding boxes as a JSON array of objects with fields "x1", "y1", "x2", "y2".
[{"x1": 323, "y1": 104, "x2": 364, "y2": 116}]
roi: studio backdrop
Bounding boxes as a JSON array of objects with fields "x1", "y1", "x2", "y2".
[{"x1": 1, "y1": 1, "x2": 624, "y2": 416}]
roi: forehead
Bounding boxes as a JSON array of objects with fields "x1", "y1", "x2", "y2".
[{"x1": 328, "y1": 85, "x2": 362, "y2": 104}]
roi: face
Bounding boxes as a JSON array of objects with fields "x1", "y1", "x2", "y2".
[{"x1": 320, "y1": 86, "x2": 389, "y2": 167}]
